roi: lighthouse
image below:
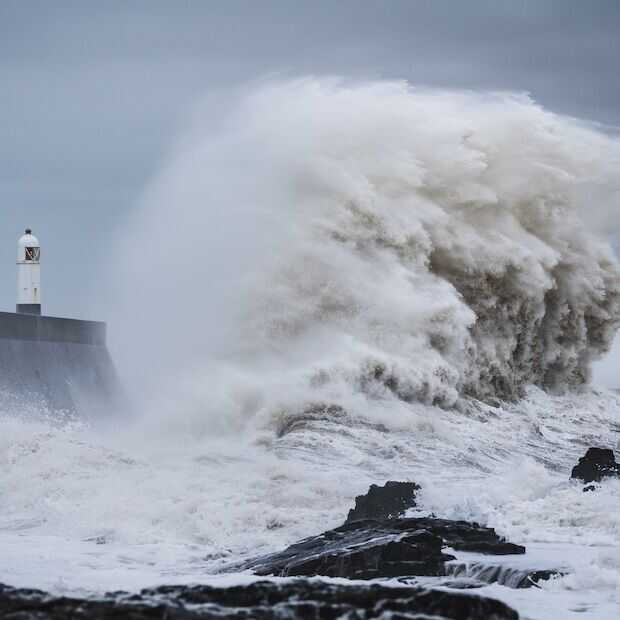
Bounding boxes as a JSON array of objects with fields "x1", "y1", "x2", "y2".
[
  {"x1": 16, "y1": 228, "x2": 41, "y2": 315},
  {"x1": 0, "y1": 228, "x2": 122, "y2": 416}
]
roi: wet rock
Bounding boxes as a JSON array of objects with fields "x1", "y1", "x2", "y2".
[
  {"x1": 237, "y1": 481, "x2": 524, "y2": 581},
  {"x1": 346, "y1": 480, "x2": 420, "y2": 522},
  {"x1": 571, "y1": 447, "x2": 620, "y2": 483},
  {"x1": 0, "y1": 580, "x2": 519, "y2": 620},
  {"x1": 239, "y1": 517, "x2": 524, "y2": 579}
]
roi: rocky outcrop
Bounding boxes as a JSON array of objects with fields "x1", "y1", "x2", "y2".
[
  {"x1": 0, "y1": 580, "x2": 518, "y2": 620},
  {"x1": 239, "y1": 517, "x2": 524, "y2": 579},
  {"x1": 0, "y1": 481, "x2": 548, "y2": 620},
  {"x1": 571, "y1": 447, "x2": 620, "y2": 483},
  {"x1": 346, "y1": 481, "x2": 420, "y2": 522}
]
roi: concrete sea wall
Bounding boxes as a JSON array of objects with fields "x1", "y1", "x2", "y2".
[{"x1": 0, "y1": 311, "x2": 121, "y2": 416}]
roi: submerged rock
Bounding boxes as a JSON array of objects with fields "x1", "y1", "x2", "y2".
[
  {"x1": 239, "y1": 516, "x2": 524, "y2": 579},
  {"x1": 346, "y1": 480, "x2": 420, "y2": 522},
  {"x1": 0, "y1": 580, "x2": 518, "y2": 620},
  {"x1": 447, "y1": 562, "x2": 563, "y2": 589},
  {"x1": 571, "y1": 447, "x2": 620, "y2": 483}
]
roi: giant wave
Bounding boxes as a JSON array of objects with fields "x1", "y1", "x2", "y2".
[
  {"x1": 113, "y1": 79, "x2": 620, "y2": 421},
  {"x1": 3, "y1": 79, "x2": 620, "y2": 620}
]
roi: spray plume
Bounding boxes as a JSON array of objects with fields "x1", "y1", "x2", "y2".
[{"x1": 110, "y1": 79, "x2": 620, "y2": 427}]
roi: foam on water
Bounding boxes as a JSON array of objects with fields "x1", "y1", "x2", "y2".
[{"x1": 2, "y1": 387, "x2": 620, "y2": 618}]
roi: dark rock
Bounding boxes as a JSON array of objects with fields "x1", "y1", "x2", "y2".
[
  {"x1": 0, "y1": 580, "x2": 519, "y2": 620},
  {"x1": 571, "y1": 447, "x2": 620, "y2": 483},
  {"x1": 238, "y1": 516, "x2": 524, "y2": 579},
  {"x1": 346, "y1": 481, "x2": 420, "y2": 522}
]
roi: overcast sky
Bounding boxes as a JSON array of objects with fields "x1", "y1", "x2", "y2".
[{"x1": 1, "y1": 1, "x2": 619, "y2": 382}]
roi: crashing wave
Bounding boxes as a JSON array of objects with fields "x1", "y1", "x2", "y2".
[{"x1": 113, "y1": 79, "x2": 620, "y2": 410}]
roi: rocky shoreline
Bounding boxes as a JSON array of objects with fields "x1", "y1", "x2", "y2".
[
  {"x1": 2, "y1": 448, "x2": 616, "y2": 620},
  {"x1": 238, "y1": 514, "x2": 526, "y2": 579},
  {"x1": 0, "y1": 580, "x2": 518, "y2": 620}
]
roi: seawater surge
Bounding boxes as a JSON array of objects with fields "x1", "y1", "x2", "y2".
[
  {"x1": 3, "y1": 80, "x2": 620, "y2": 620},
  {"x1": 112, "y1": 79, "x2": 620, "y2": 423}
]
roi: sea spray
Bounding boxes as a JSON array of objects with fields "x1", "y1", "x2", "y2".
[
  {"x1": 110, "y1": 79, "x2": 620, "y2": 422},
  {"x1": 2, "y1": 79, "x2": 620, "y2": 620}
]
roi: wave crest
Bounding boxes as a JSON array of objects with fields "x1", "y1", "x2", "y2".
[{"x1": 114, "y1": 79, "x2": 620, "y2": 411}]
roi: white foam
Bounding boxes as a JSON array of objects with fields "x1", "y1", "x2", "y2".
[{"x1": 2, "y1": 388, "x2": 620, "y2": 620}]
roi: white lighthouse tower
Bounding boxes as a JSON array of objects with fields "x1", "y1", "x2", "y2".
[{"x1": 16, "y1": 228, "x2": 41, "y2": 315}]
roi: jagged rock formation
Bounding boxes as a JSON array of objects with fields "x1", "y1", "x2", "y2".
[
  {"x1": 0, "y1": 481, "x2": 562, "y2": 620},
  {"x1": 346, "y1": 480, "x2": 420, "y2": 522},
  {"x1": 571, "y1": 447, "x2": 620, "y2": 483},
  {"x1": 234, "y1": 481, "x2": 568, "y2": 592},
  {"x1": 0, "y1": 580, "x2": 518, "y2": 620},
  {"x1": 239, "y1": 517, "x2": 524, "y2": 579}
]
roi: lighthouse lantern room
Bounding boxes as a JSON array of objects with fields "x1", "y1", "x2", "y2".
[{"x1": 16, "y1": 228, "x2": 41, "y2": 315}]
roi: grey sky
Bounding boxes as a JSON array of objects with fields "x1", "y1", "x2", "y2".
[{"x1": 1, "y1": 1, "x2": 619, "y2": 381}]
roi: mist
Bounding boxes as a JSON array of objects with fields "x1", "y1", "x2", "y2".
[{"x1": 105, "y1": 79, "x2": 620, "y2": 430}]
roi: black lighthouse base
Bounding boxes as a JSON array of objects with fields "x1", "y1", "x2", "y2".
[{"x1": 16, "y1": 304, "x2": 41, "y2": 315}]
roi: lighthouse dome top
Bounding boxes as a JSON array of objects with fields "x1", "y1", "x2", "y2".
[
  {"x1": 17, "y1": 229, "x2": 40, "y2": 262},
  {"x1": 18, "y1": 228, "x2": 39, "y2": 246}
]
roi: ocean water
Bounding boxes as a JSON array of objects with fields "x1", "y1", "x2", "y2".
[
  {"x1": 1, "y1": 387, "x2": 619, "y2": 619},
  {"x1": 2, "y1": 80, "x2": 620, "y2": 619}
]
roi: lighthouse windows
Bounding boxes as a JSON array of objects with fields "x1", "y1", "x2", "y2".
[{"x1": 25, "y1": 247, "x2": 40, "y2": 261}]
